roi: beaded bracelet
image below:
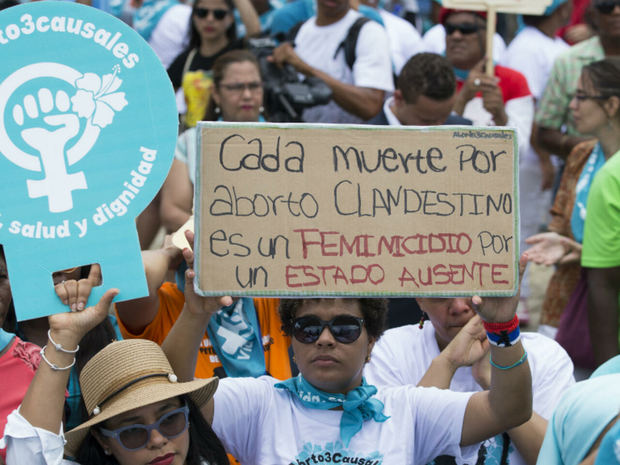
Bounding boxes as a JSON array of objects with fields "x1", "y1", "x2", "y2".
[
  {"x1": 40, "y1": 345, "x2": 76, "y2": 371},
  {"x1": 47, "y1": 329, "x2": 79, "y2": 354},
  {"x1": 483, "y1": 315, "x2": 520, "y2": 347},
  {"x1": 489, "y1": 351, "x2": 528, "y2": 370}
]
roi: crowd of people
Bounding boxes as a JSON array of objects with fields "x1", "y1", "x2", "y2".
[{"x1": 1, "y1": 0, "x2": 620, "y2": 463}]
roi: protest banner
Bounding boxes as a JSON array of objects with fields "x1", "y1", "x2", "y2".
[
  {"x1": 0, "y1": 2, "x2": 177, "y2": 320},
  {"x1": 194, "y1": 122, "x2": 519, "y2": 298},
  {"x1": 441, "y1": 0, "x2": 554, "y2": 75}
]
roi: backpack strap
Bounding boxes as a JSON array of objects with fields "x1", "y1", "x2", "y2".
[
  {"x1": 333, "y1": 16, "x2": 371, "y2": 70},
  {"x1": 288, "y1": 19, "x2": 306, "y2": 45}
]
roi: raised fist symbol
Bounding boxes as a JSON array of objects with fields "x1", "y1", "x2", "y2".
[
  {"x1": 13, "y1": 89, "x2": 86, "y2": 212},
  {"x1": 0, "y1": 63, "x2": 128, "y2": 213}
]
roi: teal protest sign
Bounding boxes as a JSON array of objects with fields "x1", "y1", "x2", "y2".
[{"x1": 0, "y1": 2, "x2": 177, "y2": 320}]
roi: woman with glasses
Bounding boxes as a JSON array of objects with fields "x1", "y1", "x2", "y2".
[
  {"x1": 161, "y1": 50, "x2": 264, "y2": 233},
  {"x1": 3, "y1": 282, "x2": 231, "y2": 465},
  {"x1": 167, "y1": 0, "x2": 260, "y2": 130},
  {"x1": 524, "y1": 57, "x2": 620, "y2": 373},
  {"x1": 157, "y1": 235, "x2": 534, "y2": 464}
]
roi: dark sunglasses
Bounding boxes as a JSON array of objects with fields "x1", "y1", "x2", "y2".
[
  {"x1": 595, "y1": 0, "x2": 620, "y2": 14},
  {"x1": 99, "y1": 404, "x2": 189, "y2": 451},
  {"x1": 444, "y1": 22, "x2": 483, "y2": 35},
  {"x1": 293, "y1": 315, "x2": 365, "y2": 344},
  {"x1": 194, "y1": 7, "x2": 229, "y2": 20}
]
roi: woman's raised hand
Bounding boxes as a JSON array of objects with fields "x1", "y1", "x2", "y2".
[
  {"x1": 182, "y1": 229, "x2": 233, "y2": 317},
  {"x1": 53, "y1": 264, "x2": 102, "y2": 312},
  {"x1": 48, "y1": 288, "x2": 119, "y2": 350},
  {"x1": 470, "y1": 253, "x2": 529, "y2": 323}
]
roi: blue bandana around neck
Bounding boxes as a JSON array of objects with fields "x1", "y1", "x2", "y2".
[
  {"x1": 133, "y1": 0, "x2": 179, "y2": 41},
  {"x1": 571, "y1": 142, "x2": 605, "y2": 243},
  {"x1": 453, "y1": 66, "x2": 470, "y2": 82},
  {"x1": 275, "y1": 374, "x2": 389, "y2": 446},
  {"x1": 0, "y1": 328, "x2": 15, "y2": 352},
  {"x1": 206, "y1": 298, "x2": 267, "y2": 378}
]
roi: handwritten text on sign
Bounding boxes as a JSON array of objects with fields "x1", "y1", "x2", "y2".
[{"x1": 195, "y1": 123, "x2": 518, "y2": 297}]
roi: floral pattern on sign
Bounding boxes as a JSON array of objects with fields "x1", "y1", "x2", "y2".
[{"x1": 71, "y1": 65, "x2": 128, "y2": 128}]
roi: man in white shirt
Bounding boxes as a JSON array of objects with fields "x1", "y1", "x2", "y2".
[{"x1": 269, "y1": 0, "x2": 394, "y2": 124}]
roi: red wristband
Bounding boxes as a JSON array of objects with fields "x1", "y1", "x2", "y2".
[{"x1": 482, "y1": 315, "x2": 519, "y2": 333}]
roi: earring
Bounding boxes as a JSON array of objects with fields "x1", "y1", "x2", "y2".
[
  {"x1": 259, "y1": 105, "x2": 265, "y2": 113},
  {"x1": 104, "y1": 448, "x2": 112, "y2": 456},
  {"x1": 215, "y1": 106, "x2": 221, "y2": 114},
  {"x1": 292, "y1": 355, "x2": 296, "y2": 363},
  {"x1": 418, "y1": 312, "x2": 427, "y2": 329},
  {"x1": 365, "y1": 354, "x2": 371, "y2": 363}
]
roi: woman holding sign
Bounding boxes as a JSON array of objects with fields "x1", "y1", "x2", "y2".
[
  {"x1": 3, "y1": 285, "x2": 231, "y2": 465},
  {"x1": 158, "y1": 233, "x2": 534, "y2": 464}
]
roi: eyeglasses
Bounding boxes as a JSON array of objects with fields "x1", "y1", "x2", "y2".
[
  {"x1": 573, "y1": 91, "x2": 609, "y2": 102},
  {"x1": 595, "y1": 0, "x2": 620, "y2": 14},
  {"x1": 444, "y1": 22, "x2": 483, "y2": 35},
  {"x1": 99, "y1": 405, "x2": 189, "y2": 451},
  {"x1": 194, "y1": 7, "x2": 229, "y2": 20},
  {"x1": 293, "y1": 315, "x2": 365, "y2": 344},
  {"x1": 219, "y1": 81, "x2": 263, "y2": 93}
]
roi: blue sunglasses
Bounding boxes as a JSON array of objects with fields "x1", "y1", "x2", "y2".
[{"x1": 99, "y1": 404, "x2": 189, "y2": 451}]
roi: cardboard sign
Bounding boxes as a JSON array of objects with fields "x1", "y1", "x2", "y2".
[
  {"x1": 194, "y1": 123, "x2": 519, "y2": 298},
  {"x1": 441, "y1": 0, "x2": 553, "y2": 14},
  {"x1": 0, "y1": 2, "x2": 177, "y2": 320}
]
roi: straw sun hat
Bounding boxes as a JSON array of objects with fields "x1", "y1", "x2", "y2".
[{"x1": 64, "y1": 339, "x2": 218, "y2": 457}]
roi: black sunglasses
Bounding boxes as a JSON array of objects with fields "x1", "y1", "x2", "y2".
[
  {"x1": 444, "y1": 22, "x2": 483, "y2": 35},
  {"x1": 293, "y1": 315, "x2": 365, "y2": 344},
  {"x1": 595, "y1": 0, "x2": 620, "y2": 14},
  {"x1": 194, "y1": 7, "x2": 229, "y2": 20}
]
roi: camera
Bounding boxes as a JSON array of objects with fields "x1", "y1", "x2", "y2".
[{"x1": 248, "y1": 37, "x2": 332, "y2": 122}]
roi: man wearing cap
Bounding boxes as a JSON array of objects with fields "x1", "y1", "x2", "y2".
[
  {"x1": 421, "y1": 0, "x2": 507, "y2": 61},
  {"x1": 535, "y1": 0, "x2": 620, "y2": 159}
]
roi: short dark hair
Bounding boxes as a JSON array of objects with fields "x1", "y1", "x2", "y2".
[
  {"x1": 397, "y1": 53, "x2": 456, "y2": 104},
  {"x1": 278, "y1": 298, "x2": 388, "y2": 341}
]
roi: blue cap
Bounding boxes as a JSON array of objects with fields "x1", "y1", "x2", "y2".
[{"x1": 544, "y1": 0, "x2": 568, "y2": 15}]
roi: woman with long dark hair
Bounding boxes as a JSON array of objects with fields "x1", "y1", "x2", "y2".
[
  {"x1": 167, "y1": 0, "x2": 260, "y2": 129},
  {"x1": 4, "y1": 285, "x2": 230, "y2": 465}
]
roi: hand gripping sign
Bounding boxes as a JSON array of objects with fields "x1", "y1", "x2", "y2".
[{"x1": 0, "y1": 3, "x2": 177, "y2": 320}]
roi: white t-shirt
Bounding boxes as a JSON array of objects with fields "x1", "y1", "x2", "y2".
[
  {"x1": 213, "y1": 375, "x2": 477, "y2": 465},
  {"x1": 421, "y1": 23, "x2": 506, "y2": 63},
  {"x1": 500, "y1": 26, "x2": 569, "y2": 165},
  {"x1": 364, "y1": 325, "x2": 576, "y2": 465},
  {"x1": 295, "y1": 9, "x2": 394, "y2": 124},
  {"x1": 149, "y1": 3, "x2": 191, "y2": 68},
  {"x1": 501, "y1": 26, "x2": 568, "y2": 102},
  {"x1": 378, "y1": 9, "x2": 423, "y2": 76}
]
